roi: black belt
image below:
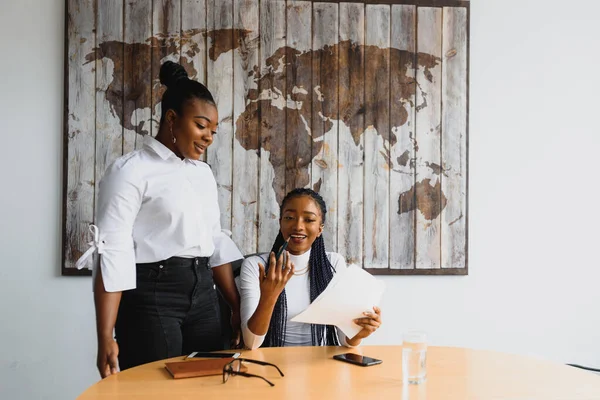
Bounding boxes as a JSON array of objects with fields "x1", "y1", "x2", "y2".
[{"x1": 137, "y1": 256, "x2": 210, "y2": 269}]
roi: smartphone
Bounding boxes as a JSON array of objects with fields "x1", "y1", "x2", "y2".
[
  {"x1": 186, "y1": 351, "x2": 241, "y2": 359},
  {"x1": 333, "y1": 353, "x2": 382, "y2": 367}
]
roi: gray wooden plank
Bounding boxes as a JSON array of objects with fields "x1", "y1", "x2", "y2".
[
  {"x1": 95, "y1": 0, "x2": 124, "y2": 214},
  {"x1": 151, "y1": 0, "x2": 181, "y2": 139},
  {"x1": 181, "y1": 0, "x2": 207, "y2": 160},
  {"x1": 415, "y1": 6, "x2": 442, "y2": 269},
  {"x1": 207, "y1": 0, "x2": 234, "y2": 231},
  {"x1": 364, "y1": 4, "x2": 391, "y2": 269},
  {"x1": 312, "y1": 2, "x2": 339, "y2": 253},
  {"x1": 285, "y1": 1, "x2": 312, "y2": 196},
  {"x1": 64, "y1": 0, "x2": 96, "y2": 271},
  {"x1": 123, "y1": 0, "x2": 152, "y2": 153},
  {"x1": 232, "y1": 0, "x2": 260, "y2": 254},
  {"x1": 390, "y1": 4, "x2": 416, "y2": 269},
  {"x1": 441, "y1": 6, "x2": 467, "y2": 269},
  {"x1": 337, "y1": 2, "x2": 365, "y2": 266},
  {"x1": 257, "y1": 0, "x2": 286, "y2": 252}
]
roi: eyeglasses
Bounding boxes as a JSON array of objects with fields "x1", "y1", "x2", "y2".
[{"x1": 222, "y1": 358, "x2": 284, "y2": 387}]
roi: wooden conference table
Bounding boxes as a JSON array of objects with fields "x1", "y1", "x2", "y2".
[{"x1": 78, "y1": 346, "x2": 600, "y2": 399}]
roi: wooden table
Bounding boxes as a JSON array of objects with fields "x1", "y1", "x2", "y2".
[{"x1": 78, "y1": 346, "x2": 600, "y2": 399}]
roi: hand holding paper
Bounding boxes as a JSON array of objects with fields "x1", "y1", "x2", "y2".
[{"x1": 290, "y1": 265, "x2": 385, "y2": 338}]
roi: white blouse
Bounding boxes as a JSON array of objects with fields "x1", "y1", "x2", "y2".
[
  {"x1": 76, "y1": 135, "x2": 243, "y2": 292},
  {"x1": 239, "y1": 249, "x2": 353, "y2": 349}
]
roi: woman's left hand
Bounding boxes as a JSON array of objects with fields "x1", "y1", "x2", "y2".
[{"x1": 351, "y1": 306, "x2": 382, "y2": 341}]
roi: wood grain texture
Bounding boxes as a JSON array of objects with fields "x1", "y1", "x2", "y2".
[
  {"x1": 64, "y1": 0, "x2": 97, "y2": 273},
  {"x1": 181, "y1": 0, "x2": 207, "y2": 161},
  {"x1": 80, "y1": 346, "x2": 600, "y2": 400},
  {"x1": 337, "y1": 2, "x2": 364, "y2": 266},
  {"x1": 123, "y1": 0, "x2": 151, "y2": 153},
  {"x1": 257, "y1": 0, "x2": 286, "y2": 252},
  {"x1": 297, "y1": 0, "x2": 470, "y2": 5},
  {"x1": 285, "y1": 1, "x2": 312, "y2": 195},
  {"x1": 389, "y1": 4, "x2": 416, "y2": 269},
  {"x1": 207, "y1": 0, "x2": 234, "y2": 231},
  {"x1": 64, "y1": 0, "x2": 469, "y2": 275},
  {"x1": 151, "y1": 0, "x2": 181, "y2": 139},
  {"x1": 364, "y1": 4, "x2": 391, "y2": 269},
  {"x1": 415, "y1": 6, "x2": 442, "y2": 269},
  {"x1": 95, "y1": 0, "x2": 124, "y2": 216},
  {"x1": 312, "y1": 2, "x2": 339, "y2": 252},
  {"x1": 181, "y1": 0, "x2": 207, "y2": 83},
  {"x1": 441, "y1": 6, "x2": 467, "y2": 269},
  {"x1": 232, "y1": 0, "x2": 259, "y2": 254}
]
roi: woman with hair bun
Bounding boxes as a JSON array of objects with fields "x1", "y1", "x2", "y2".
[{"x1": 77, "y1": 61, "x2": 243, "y2": 377}]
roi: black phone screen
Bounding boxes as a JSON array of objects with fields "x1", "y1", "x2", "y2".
[{"x1": 333, "y1": 353, "x2": 382, "y2": 366}]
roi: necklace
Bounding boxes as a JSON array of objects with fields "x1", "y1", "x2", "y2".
[{"x1": 293, "y1": 264, "x2": 310, "y2": 276}]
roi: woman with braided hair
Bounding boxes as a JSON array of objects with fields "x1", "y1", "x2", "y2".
[{"x1": 239, "y1": 188, "x2": 382, "y2": 349}]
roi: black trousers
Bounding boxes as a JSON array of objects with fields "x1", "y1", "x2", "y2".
[{"x1": 115, "y1": 257, "x2": 222, "y2": 371}]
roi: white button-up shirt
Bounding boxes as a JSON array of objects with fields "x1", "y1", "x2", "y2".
[{"x1": 78, "y1": 135, "x2": 242, "y2": 292}]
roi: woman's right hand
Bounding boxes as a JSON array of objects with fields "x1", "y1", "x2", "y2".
[
  {"x1": 257, "y1": 250, "x2": 295, "y2": 303},
  {"x1": 97, "y1": 336, "x2": 119, "y2": 378}
]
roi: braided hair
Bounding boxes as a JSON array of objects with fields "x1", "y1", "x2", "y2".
[{"x1": 263, "y1": 188, "x2": 340, "y2": 347}]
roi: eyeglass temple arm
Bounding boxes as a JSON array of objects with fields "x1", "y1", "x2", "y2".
[
  {"x1": 239, "y1": 359, "x2": 285, "y2": 377},
  {"x1": 232, "y1": 371, "x2": 275, "y2": 387}
]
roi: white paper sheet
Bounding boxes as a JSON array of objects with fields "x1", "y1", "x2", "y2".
[{"x1": 290, "y1": 265, "x2": 385, "y2": 338}]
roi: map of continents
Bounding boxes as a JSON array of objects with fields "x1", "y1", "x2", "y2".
[{"x1": 87, "y1": 28, "x2": 446, "y2": 222}]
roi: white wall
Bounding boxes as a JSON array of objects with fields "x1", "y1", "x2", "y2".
[
  {"x1": 1, "y1": 0, "x2": 599, "y2": 399},
  {"x1": 0, "y1": 1, "x2": 99, "y2": 399}
]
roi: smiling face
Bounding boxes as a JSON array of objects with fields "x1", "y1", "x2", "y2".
[
  {"x1": 279, "y1": 195, "x2": 324, "y2": 255},
  {"x1": 167, "y1": 98, "x2": 218, "y2": 160}
]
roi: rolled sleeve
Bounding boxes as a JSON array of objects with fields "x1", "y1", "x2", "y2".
[
  {"x1": 95, "y1": 162, "x2": 142, "y2": 292},
  {"x1": 210, "y1": 229, "x2": 243, "y2": 267}
]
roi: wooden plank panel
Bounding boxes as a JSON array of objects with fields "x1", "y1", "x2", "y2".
[
  {"x1": 364, "y1": 4, "x2": 390, "y2": 269},
  {"x1": 415, "y1": 7, "x2": 442, "y2": 269},
  {"x1": 181, "y1": 0, "x2": 207, "y2": 83},
  {"x1": 257, "y1": 0, "x2": 286, "y2": 252},
  {"x1": 151, "y1": 0, "x2": 181, "y2": 139},
  {"x1": 64, "y1": 0, "x2": 96, "y2": 272},
  {"x1": 389, "y1": 4, "x2": 416, "y2": 269},
  {"x1": 312, "y1": 2, "x2": 339, "y2": 252},
  {"x1": 337, "y1": 2, "x2": 364, "y2": 266},
  {"x1": 95, "y1": 0, "x2": 124, "y2": 217},
  {"x1": 285, "y1": 1, "x2": 312, "y2": 195},
  {"x1": 232, "y1": 0, "x2": 260, "y2": 255},
  {"x1": 181, "y1": 0, "x2": 207, "y2": 161},
  {"x1": 441, "y1": 6, "x2": 467, "y2": 269},
  {"x1": 207, "y1": 0, "x2": 234, "y2": 231},
  {"x1": 123, "y1": 0, "x2": 152, "y2": 154}
]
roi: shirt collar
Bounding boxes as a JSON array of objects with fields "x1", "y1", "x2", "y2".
[{"x1": 143, "y1": 135, "x2": 180, "y2": 161}]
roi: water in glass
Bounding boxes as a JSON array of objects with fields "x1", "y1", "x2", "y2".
[{"x1": 402, "y1": 340, "x2": 427, "y2": 384}]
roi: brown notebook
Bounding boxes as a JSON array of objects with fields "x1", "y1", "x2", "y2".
[{"x1": 164, "y1": 358, "x2": 247, "y2": 379}]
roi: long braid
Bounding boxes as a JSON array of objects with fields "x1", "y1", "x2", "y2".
[
  {"x1": 265, "y1": 188, "x2": 340, "y2": 347},
  {"x1": 309, "y1": 235, "x2": 340, "y2": 346},
  {"x1": 263, "y1": 232, "x2": 286, "y2": 347}
]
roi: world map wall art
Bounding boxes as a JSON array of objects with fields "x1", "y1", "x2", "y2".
[{"x1": 63, "y1": 0, "x2": 469, "y2": 276}]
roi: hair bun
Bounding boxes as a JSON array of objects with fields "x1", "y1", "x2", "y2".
[{"x1": 159, "y1": 61, "x2": 189, "y2": 88}]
